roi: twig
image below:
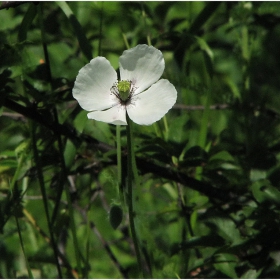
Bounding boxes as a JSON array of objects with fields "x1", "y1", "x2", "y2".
[{"x1": 173, "y1": 104, "x2": 229, "y2": 110}]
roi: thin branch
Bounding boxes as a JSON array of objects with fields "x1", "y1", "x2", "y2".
[
  {"x1": 173, "y1": 103, "x2": 229, "y2": 110},
  {"x1": 3, "y1": 97, "x2": 235, "y2": 203},
  {"x1": 3, "y1": 98, "x2": 112, "y2": 152},
  {"x1": 0, "y1": 1, "x2": 29, "y2": 10},
  {"x1": 1, "y1": 112, "x2": 27, "y2": 121},
  {"x1": 1, "y1": 103, "x2": 229, "y2": 122}
]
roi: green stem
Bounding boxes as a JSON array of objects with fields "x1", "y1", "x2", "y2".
[
  {"x1": 122, "y1": 32, "x2": 130, "y2": 49},
  {"x1": 141, "y1": 3, "x2": 151, "y2": 46},
  {"x1": 116, "y1": 125, "x2": 122, "y2": 192},
  {"x1": 64, "y1": 178, "x2": 82, "y2": 275},
  {"x1": 85, "y1": 213, "x2": 91, "y2": 279},
  {"x1": 126, "y1": 114, "x2": 143, "y2": 277},
  {"x1": 163, "y1": 115, "x2": 169, "y2": 141},
  {"x1": 153, "y1": 121, "x2": 164, "y2": 139},
  {"x1": 116, "y1": 125, "x2": 127, "y2": 208},
  {"x1": 31, "y1": 122, "x2": 63, "y2": 278},
  {"x1": 15, "y1": 217, "x2": 34, "y2": 279},
  {"x1": 37, "y1": 3, "x2": 53, "y2": 90},
  {"x1": 98, "y1": 1, "x2": 104, "y2": 56}
]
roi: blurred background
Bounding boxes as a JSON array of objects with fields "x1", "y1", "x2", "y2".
[{"x1": 1, "y1": 1, "x2": 280, "y2": 278}]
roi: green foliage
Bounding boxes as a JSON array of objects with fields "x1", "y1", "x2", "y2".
[{"x1": 1, "y1": 1, "x2": 280, "y2": 278}]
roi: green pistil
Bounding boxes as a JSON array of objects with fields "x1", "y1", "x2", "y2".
[{"x1": 117, "y1": 80, "x2": 131, "y2": 101}]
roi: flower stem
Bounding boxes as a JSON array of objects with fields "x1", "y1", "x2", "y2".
[
  {"x1": 126, "y1": 114, "x2": 143, "y2": 277},
  {"x1": 122, "y1": 32, "x2": 130, "y2": 49},
  {"x1": 98, "y1": 1, "x2": 104, "y2": 56},
  {"x1": 116, "y1": 125, "x2": 126, "y2": 205},
  {"x1": 141, "y1": 3, "x2": 151, "y2": 46},
  {"x1": 116, "y1": 125, "x2": 122, "y2": 191}
]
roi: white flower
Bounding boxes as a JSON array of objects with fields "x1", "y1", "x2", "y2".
[{"x1": 73, "y1": 44, "x2": 177, "y2": 125}]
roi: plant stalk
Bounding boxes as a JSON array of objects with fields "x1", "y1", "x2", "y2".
[{"x1": 126, "y1": 114, "x2": 143, "y2": 277}]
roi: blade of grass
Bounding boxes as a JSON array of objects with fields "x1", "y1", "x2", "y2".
[
  {"x1": 18, "y1": 2, "x2": 37, "y2": 42},
  {"x1": 189, "y1": 2, "x2": 221, "y2": 34},
  {"x1": 56, "y1": 1, "x2": 93, "y2": 61},
  {"x1": 98, "y1": 1, "x2": 104, "y2": 56}
]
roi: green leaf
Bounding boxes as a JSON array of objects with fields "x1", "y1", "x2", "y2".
[
  {"x1": 208, "y1": 151, "x2": 239, "y2": 170},
  {"x1": 64, "y1": 139, "x2": 77, "y2": 170},
  {"x1": 270, "y1": 251, "x2": 280, "y2": 266},
  {"x1": 168, "y1": 114, "x2": 189, "y2": 144},
  {"x1": 162, "y1": 183, "x2": 177, "y2": 200},
  {"x1": 18, "y1": 3, "x2": 37, "y2": 42},
  {"x1": 73, "y1": 110, "x2": 88, "y2": 133},
  {"x1": 195, "y1": 36, "x2": 214, "y2": 79},
  {"x1": 180, "y1": 145, "x2": 208, "y2": 167},
  {"x1": 250, "y1": 169, "x2": 266, "y2": 181},
  {"x1": 209, "y1": 151, "x2": 235, "y2": 162},
  {"x1": 206, "y1": 215, "x2": 242, "y2": 245},
  {"x1": 0, "y1": 158, "x2": 18, "y2": 173},
  {"x1": 213, "y1": 253, "x2": 238, "y2": 279},
  {"x1": 251, "y1": 180, "x2": 280, "y2": 205},
  {"x1": 241, "y1": 268, "x2": 263, "y2": 279}
]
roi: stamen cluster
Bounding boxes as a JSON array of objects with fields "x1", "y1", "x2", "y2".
[{"x1": 111, "y1": 80, "x2": 137, "y2": 106}]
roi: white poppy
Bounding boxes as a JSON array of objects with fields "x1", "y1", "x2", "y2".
[{"x1": 73, "y1": 44, "x2": 177, "y2": 125}]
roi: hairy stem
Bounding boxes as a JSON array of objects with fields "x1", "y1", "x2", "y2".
[{"x1": 126, "y1": 114, "x2": 143, "y2": 277}]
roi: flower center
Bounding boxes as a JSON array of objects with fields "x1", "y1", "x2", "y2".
[
  {"x1": 111, "y1": 80, "x2": 137, "y2": 106},
  {"x1": 117, "y1": 80, "x2": 131, "y2": 101}
]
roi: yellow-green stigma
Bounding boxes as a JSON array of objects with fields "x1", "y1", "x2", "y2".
[{"x1": 117, "y1": 80, "x2": 131, "y2": 101}]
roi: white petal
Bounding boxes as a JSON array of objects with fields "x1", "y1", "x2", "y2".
[
  {"x1": 119, "y1": 45, "x2": 164, "y2": 94},
  {"x1": 73, "y1": 57, "x2": 117, "y2": 111},
  {"x1": 87, "y1": 105, "x2": 127, "y2": 125},
  {"x1": 127, "y1": 79, "x2": 177, "y2": 125}
]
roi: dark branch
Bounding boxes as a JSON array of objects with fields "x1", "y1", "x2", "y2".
[
  {"x1": 3, "y1": 98, "x2": 112, "y2": 153},
  {"x1": 173, "y1": 104, "x2": 229, "y2": 110}
]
